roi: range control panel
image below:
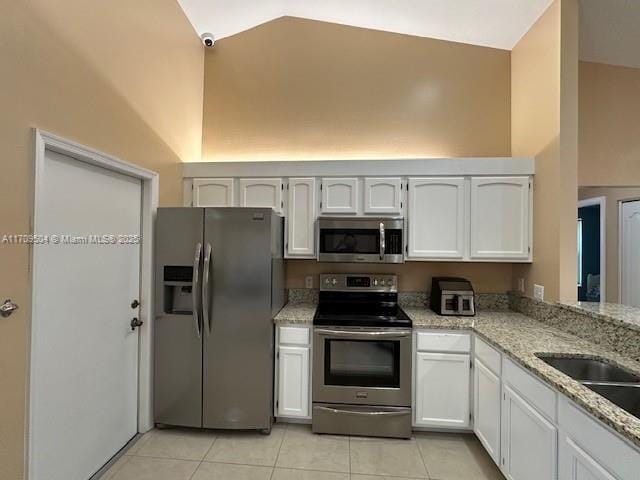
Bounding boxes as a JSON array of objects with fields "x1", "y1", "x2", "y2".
[{"x1": 319, "y1": 274, "x2": 397, "y2": 292}]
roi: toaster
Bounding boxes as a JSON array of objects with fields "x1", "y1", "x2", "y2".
[{"x1": 430, "y1": 277, "x2": 476, "y2": 316}]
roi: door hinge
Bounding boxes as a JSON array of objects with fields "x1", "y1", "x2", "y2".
[
  {"x1": 276, "y1": 400, "x2": 279, "y2": 408},
  {"x1": 287, "y1": 183, "x2": 289, "y2": 190},
  {"x1": 469, "y1": 412, "x2": 473, "y2": 421},
  {"x1": 281, "y1": 183, "x2": 284, "y2": 190},
  {"x1": 405, "y1": 245, "x2": 409, "y2": 254},
  {"x1": 276, "y1": 351, "x2": 280, "y2": 359},
  {"x1": 281, "y1": 200, "x2": 284, "y2": 208},
  {"x1": 320, "y1": 183, "x2": 323, "y2": 191},
  {"x1": 400, "y1": 202, "x2": 403, "y2": 208},
  {"x1": 470, "y1": 360, "x2": 473, "y2": 369},
  {"x1": 320, "y1": 201, "x2": 323, "y2": 209}
]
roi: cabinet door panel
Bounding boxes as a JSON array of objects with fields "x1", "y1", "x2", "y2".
[
  {"x1": 408, "y1": 178, "x2": 466, "y2": 259},
  {"x1": 474, "y1": 359, "x2": 501, "y2": 465},
  {"x1": 364, "y1": 177, "x2": 402, "y2": 214},
  {"x1": 287, "y1": 178, "x2": 316, "y2": 257},
  {"x1": 277, "y1": 346, "x2": 309, "y2": 418},
  {"x1": 561, "y1": 436, "x2": 616, "y2": 480},
  {"x1": 470, "y1": 177, "x2": 530, "y2": 260},
  {"x1": 415, "y1": 352, "x2": 470, "y2": 428},
  {"x1": 193, "y1": 178, "x2": 234, "y2": 207},
  {"x1": 239, "y1": 178, "x2": 283, "y2": 213},
  {"x1": 321, "y1": 178, "x2": 358, "y2": 214},
  {"x1": 501, "y1": 385, "x2": 557, "y2": 480}
]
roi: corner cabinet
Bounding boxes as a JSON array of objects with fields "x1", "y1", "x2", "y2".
[
  {"x1": 286, "y1": 178, "x2": 316, "y2": 258},
  {"x1": 470, "y1": 177, "x2": 531, "y2": 261},
  {"x1": 239, "y1": 178, "x2": 283, "y2": 213},
  {"x1": 275, "y1": 326, "x2": 311, "y2": 420},
  {"x1": 407, "y1": 177, "x2": 467, "y2": 260}
]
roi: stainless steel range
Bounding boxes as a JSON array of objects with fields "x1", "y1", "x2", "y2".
[{"x1": 312, "y1": 274, "x2": 412, "y2": 439}]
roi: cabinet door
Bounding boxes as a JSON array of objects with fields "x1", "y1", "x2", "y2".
[
  {"x1": 321, "y1": 178, "x2": 358, "y2": 214},
  {"x1": 501, "y1": 385, "x2": 557, "y2": 480},
  {"x1": 286, "y1": 178, "x2": 316, "y2": 257},
  {"x1": 193, "y1": 178, "x2": 235, "y2": 207},
  {"x1": 415, "y1": 352, "x2": 470, "y2": 428},
  {"x1": 470, "y1": 177, "x2": 530, "y2": 260},
  {"x1": 474, "y1": 358, "x2": 501, "y2": 466},
  {"x1": 277, "y1": 346, "x2": 309, "y2": 418},
  {"x1": 407, "y1": 177, "x2": 466, "y2": 259},
  {"x1": 239, "y1": 178, "x2": 283, "y2": 213},
  {"x1": 560, "y1": 435, "x2": 616, "y2": 480},
  {"x1": 364, "y1": 177, "x2": 402, "y2": 214}
]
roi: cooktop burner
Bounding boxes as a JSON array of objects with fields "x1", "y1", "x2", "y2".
[{"x1": 313, "y1": 274, "x2": 412, "y2": 328}]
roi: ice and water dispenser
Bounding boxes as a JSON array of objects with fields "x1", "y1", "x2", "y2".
[{"x1": 163, "y1": 265, "x2": 194, "y2": 315}]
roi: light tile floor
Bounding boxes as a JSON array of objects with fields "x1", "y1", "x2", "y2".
[{"x1": 102, "y1": 424, "x2": 504, "y2": 480}]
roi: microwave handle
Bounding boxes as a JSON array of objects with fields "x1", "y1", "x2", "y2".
[{"x1": 379, "y1": 222, "x2": 385, "y2": 260}]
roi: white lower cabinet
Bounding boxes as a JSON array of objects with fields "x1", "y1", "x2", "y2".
[
  {"x1": 501, "y1": 384, "x2": 557, "y2": 480},
  {"x1": 558, "y1": 396, "x2": 640, "y2": 480},
  {"x1": 473, "y1": 358, "x2": 501, "y2": 465},
  {"x1": 276, "y1": 326, "x2": 311, "y2": 419},
  {"x1": 414, "y1": 331, "x2": 471, "y2": 429}
]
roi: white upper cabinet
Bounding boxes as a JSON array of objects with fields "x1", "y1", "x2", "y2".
[
  {"x1": 364, "y1": 177, "x2": 402, "y2": 214},
  {"x1": 193, "y1": 178, "x2": 235, "y2": 207},
  {"x1": 321, "y1": 178, "x2": 358, "y2": 214},
  {"x1": 286, "y1": 178, "x2": 316, "y2": 258},
  {"x1": 408, "y1": 177, "x2": 467, "y2": 260},
  {"x1": 239, "y1": 178, "x2": 283, "y2": 213},
  {"x1": 470, "y1": 177, "x2": 530, "y2": 261}
]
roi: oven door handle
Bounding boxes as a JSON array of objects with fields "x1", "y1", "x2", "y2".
[
  {"x1": 315, "y1": 328, "x2": 411, "y2": 338},
  {"x1": 315, "y1": 406, "x2": 409, "y2": 417}
]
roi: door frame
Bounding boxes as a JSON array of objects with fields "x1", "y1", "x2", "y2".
[
  {"x1": 28, "y1": 129, "x2": 158, "y2": 475},
  {"x1": 577, "y1": 196, "x2": 606, "y2": 302},
  {"x1": 618, "y1": 198, "x2": 640, "y2": 304}
]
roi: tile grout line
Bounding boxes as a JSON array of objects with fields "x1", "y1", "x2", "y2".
[
  {"x1": 270, "y1": 422, "x2": 288, "y2": 479},
  {"x1": 414, "y1": 435, "x2": 433, "y2": 480},
  {"x1": 188, "y1": 431, "x2": 218, "y2": 480},
  {"x1": 348, "y1": 435, "x2": 352, "y2": 477}
]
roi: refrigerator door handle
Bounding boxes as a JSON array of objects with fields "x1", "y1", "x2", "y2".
[
  {"x1": 202, "y1": 243, "x2": 212, "y2": 335},
  {"x1": 192, "y1": 242, "x2": 202, "y2": 338}
]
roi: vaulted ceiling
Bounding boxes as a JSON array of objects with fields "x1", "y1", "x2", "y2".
[
  {"x1": 177, "y1": 0, "x2": 640, "y2": 68},
  {"x1": 177, "y1": 0, "x2": 554, "y2": 50}
]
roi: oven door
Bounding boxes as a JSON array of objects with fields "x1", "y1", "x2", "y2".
[
  {"x1": 313, "y1": 327, "x2": 412, "y2": 407},
  {"x1": 317, "y1": 218, "x2": 404, "y2": 263}
]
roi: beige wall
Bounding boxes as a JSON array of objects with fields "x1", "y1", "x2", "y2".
[
  {"x1": 201, "y1": 16, "x2": 511, "y2": 161},
  {"x1": 579, "y1": 61, "x2": 640, "y2": 186},
  {"x1": 511, "y1": 0, "x2": 578, "y2": 302},
  {"x1": 0, "y1": 1, "x2": 203, "y2": 478},
  {"x1": 579, "y1": 187, "x2": 640, "y2": 302},
  {"x1": 287, "y1": 261, "x2": 514, "y2": 293}
]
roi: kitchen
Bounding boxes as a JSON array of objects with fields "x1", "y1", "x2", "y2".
[{"x1": 2, "y1": 1, "x2": 640, "y2": 480}]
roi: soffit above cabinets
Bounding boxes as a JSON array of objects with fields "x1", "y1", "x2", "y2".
[
  {"x1": 182, "y1": 157, "x2": 535, "y2": 179},
  {"x1": 176, "y1": 0, "x2": 553, "y2": 50}
]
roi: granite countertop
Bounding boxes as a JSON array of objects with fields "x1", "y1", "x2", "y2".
[
  {"x1": 408, "y1": 306, "x2": 640, "y2": 449},
  {"x1": 558, "y1": 301, "x2": 640, "y2": 332},
  {"x1": 274, "y1": 301, "x2": 640, "y2": 447},
  {"x1": 273, "y1": 302, "x2": 317, "y2": 324}
]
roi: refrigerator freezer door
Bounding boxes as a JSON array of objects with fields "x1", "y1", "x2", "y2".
[
  {"x1": 155, "y1": 208, "x2": 204, "y2": 427},
  {"x1": 202, "y1": 208, "x2": 275, "y2": 430}
]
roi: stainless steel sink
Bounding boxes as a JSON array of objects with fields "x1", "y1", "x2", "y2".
[
  {"x1": 587, "y1": 384, "x2": 640, "y2": 418},
  {"x1": 536, "y1": 355, "x2": 640, "y2": 383},
  {"x1": 536, "y1": 354, "x2": 640, "y2": 419}
]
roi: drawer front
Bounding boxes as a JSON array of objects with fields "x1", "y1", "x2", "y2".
[
  {"x1": 416, "y1": 331, "x2": 471, "y2": 353},
  {"x1": 475, "y1": 337, "x2": 501, "y2": 375},
  {"x1": 503, "y1": 358, "x2": 556, "y2": 422},
  {"x1": 279, "y1": 326, "x2": 310, "y2": 346}
]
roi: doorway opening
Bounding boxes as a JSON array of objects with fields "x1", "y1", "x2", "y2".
[{"x1": 577, "y1": 197, "x2": 606, "y2": 302}]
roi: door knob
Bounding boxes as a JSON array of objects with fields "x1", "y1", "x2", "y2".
[
  {"x1": 0, "y1": 299, "x2": 18, "y2": 318},
  {"x1": 131, "y1": 299, "x2": 140, "y2": 309},
  {"x1": 130, "y1": 317, "x2": 143, "y2": 331}
]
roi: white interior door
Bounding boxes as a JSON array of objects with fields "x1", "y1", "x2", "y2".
[
  {"x1": 621, "y1": 200, "x2": 640, "y2": 306},
  {"x1": 31, "y1": 149, "x2": 142, "y2": 480}
]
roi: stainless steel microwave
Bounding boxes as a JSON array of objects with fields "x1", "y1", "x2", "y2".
[{"x1": 317, "y1": 217, "x2": 404, "y2": 263}]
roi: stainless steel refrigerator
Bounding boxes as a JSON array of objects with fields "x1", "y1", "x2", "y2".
[{"x1": 154, "y1": 207, "x2": 285, "y2": 432}]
